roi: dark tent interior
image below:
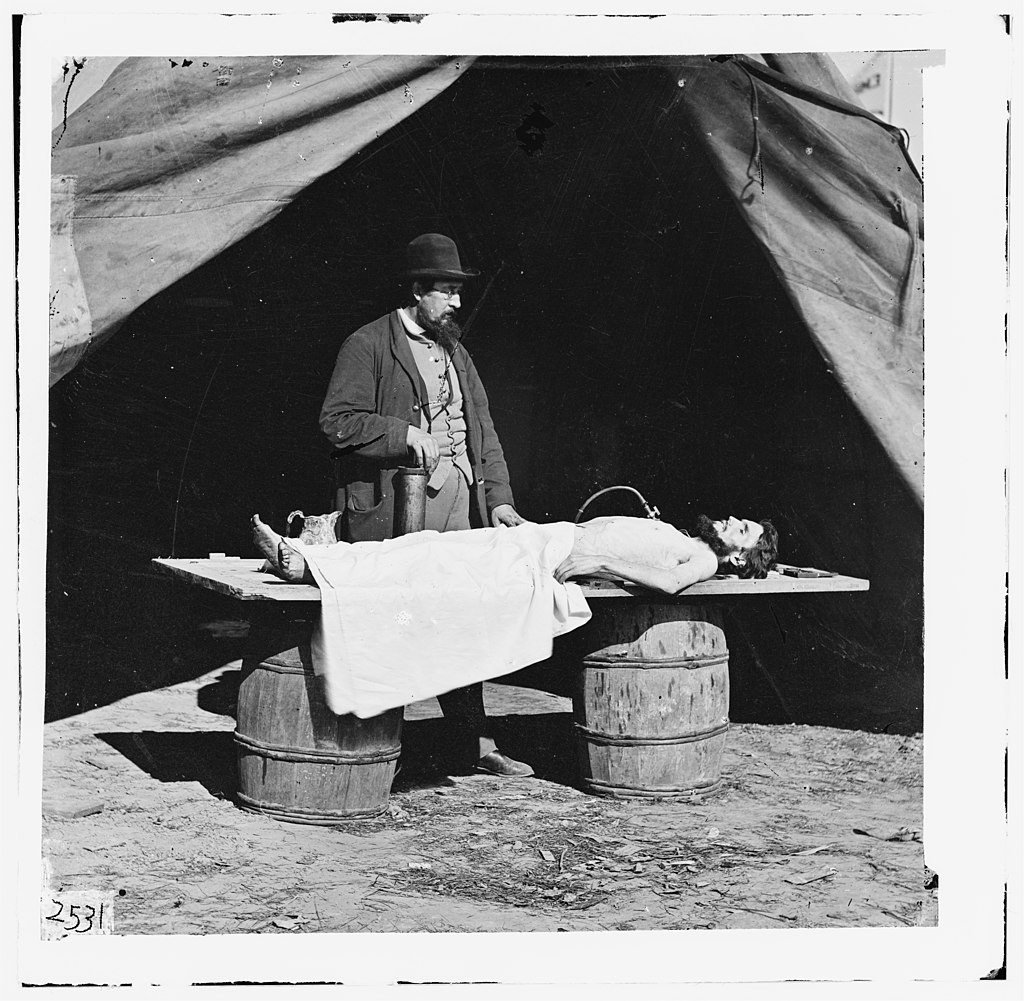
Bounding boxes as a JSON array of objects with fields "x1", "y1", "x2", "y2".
[{"x1": 46, "y1": 57, "x2": 922, "y2": 733}]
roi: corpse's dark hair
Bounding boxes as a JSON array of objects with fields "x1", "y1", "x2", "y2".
[{"x1": 735, "y1": 519, "x2": 779, "y2": 579}]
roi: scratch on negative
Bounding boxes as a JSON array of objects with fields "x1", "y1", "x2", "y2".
[
  {"x1": 170, "y1": 335, "x2": 233, "y2": 557},
  {"x1": 52, "y1": 58, "x2": 86, "y2": 150},
  {"x1": 257, "y1": 60, "x2": 281, "y2": 126}
]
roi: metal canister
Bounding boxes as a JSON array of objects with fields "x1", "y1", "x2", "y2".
[{"x1": 393, "y1": 466, "x2": 427, "y2": 536}]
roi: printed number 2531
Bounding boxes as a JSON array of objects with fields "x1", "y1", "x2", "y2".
[{"x1": 43, "y1": 897, "x2": 107, "y2": 936}]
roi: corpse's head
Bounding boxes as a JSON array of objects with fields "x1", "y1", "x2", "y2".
[{"x1": 694, "y1": 515, "x2": 779, "y2": 579}]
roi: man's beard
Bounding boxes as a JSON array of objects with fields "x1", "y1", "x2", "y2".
[
  {"x1": 693, "y1": 514, "x2": 731, "y2": 558},
  {"x1": 417, "y1": 306, "x2": 463, "y2": 354}
]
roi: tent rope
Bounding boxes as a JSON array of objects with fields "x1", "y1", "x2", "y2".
[
  {"x1": 730, "y1": 54, "x2": 921, "y2": 184},
  {"x1": 738, "y1": 64, "x2": 766, "y2": 198}
]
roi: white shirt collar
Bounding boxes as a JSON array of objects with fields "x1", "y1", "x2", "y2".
[{"x1": 398, "y1": 306, "x2": 428, "y2": 338}]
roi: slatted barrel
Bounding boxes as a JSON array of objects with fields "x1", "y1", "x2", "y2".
[
  {"x1": 235, "y1": 610, "x2": 403, "y2": 823},
  {"x1": 572, "y1": 599, "x2": 729, "y2": 799}
]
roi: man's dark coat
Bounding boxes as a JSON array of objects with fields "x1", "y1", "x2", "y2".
[{"x1": 320, "y1": 309, "x2": 515, "y2": 542}]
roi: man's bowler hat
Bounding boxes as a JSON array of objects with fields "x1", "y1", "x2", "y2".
[{"x1": 405, "y1": 233, "x2": 480, "y2": 281}]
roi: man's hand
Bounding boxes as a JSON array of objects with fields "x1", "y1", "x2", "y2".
[
  {"x1": 491, "y1": 504, "x2": 526, "y2": 528},
  {"x1": 553, "y1": 554, "x2": 609, "y2": 583},
  {"x1": 406, "y1": 426, "x2": 440, "y2": 473}
]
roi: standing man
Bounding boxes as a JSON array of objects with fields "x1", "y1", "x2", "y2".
[{"x1": 319, "y1": 233, "x2": 534, "y2": 778}]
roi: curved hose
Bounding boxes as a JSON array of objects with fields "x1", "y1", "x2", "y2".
[{"x1": 574, "y1": 485, "x2": 661, "y2": 524}]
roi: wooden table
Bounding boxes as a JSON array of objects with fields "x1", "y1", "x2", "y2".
[
  {"x1": 154, "y1": 557, "x2": 868, "y2": 809},
  {"x1": 152, "y1": 557, "x2": 868, "y2": 603}
]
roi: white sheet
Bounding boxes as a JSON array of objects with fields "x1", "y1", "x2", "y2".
[{"x1": 294, "y1": 521, "x2": 591, "y2": 718}]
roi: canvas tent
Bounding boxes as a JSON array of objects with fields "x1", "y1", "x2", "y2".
[{"x1": 45, "y1": 53, "x2": 924, "y2": 730}]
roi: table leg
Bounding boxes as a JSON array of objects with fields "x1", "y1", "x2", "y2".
[
  {"x1": 234, "y1": 605, "x2": 403, "y2": 824},
  {"x1": 571, "y1": 598, "x2": 730, "y2": 800}
]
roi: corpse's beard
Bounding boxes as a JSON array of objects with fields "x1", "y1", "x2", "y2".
[
  {"x1": 694, "y1": 514, "x2": 731, "y2": 558},
  {"x1": 417, "y1": 307, "x2": 463, "y2": 354}
]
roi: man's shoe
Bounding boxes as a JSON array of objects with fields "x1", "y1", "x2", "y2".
[{"x1": 474, "y1": 750, "x2": 535, "y2": 778}]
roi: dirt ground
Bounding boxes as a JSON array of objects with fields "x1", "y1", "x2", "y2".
[{"x1": 40, "y1": 655, "x2": 936, "y2": 938}]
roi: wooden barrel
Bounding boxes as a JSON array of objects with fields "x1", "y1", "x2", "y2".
[
  {"x1": 235, "y1": 613, "x2": 403, "y2": 823},
  {"x1": 572, "y1": 599, "x2": 729, "y2": 800}
]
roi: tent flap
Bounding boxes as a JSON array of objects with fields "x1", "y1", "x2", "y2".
[
  {"x1": 48, "y1": 53, "x2": 924, "y2": 505},
  {"x1": 49, "y1": 54, "x2": 474, "y2": 386},
  {"x1": 49, "y1": 174, "x2": 93, "y2": 383},
  {"x1": 679, "y1": 55, "x2": 924, "y2": 504}
]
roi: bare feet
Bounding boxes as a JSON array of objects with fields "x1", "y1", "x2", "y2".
[
  {"x1": 252, "y1": 515, "x2": 315, "y2": 584},
  {"x1": 251, "y1": 515, "x2": 282, "y2": 569},
  {"x1": 277, "y1": 541, "x2": 315, "y2": 585}
]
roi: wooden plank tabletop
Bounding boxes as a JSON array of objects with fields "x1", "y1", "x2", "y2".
[
  {"x1": 153, "y1": 558, "x2": 320, "y2": 601},
  {"x1": 152, "y1": 557, "x2": 869, "y2": 602}
]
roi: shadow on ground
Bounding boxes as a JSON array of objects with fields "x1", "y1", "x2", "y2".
[
  {"x1": 97, "y1": 702, "x2": 579, "y2": 806},
  {"x1": 97, "y1": 730, "x2": 237, "y2": 801},
  {"x1": 197, "y1": 670, "x2": 242, "y2": 718},
  {"x1": 394, "y1": 710, "x2": 579, "y2": 791},
  {"x1": 45, "y1": 575, "x2": 250, "y2": 723}
]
